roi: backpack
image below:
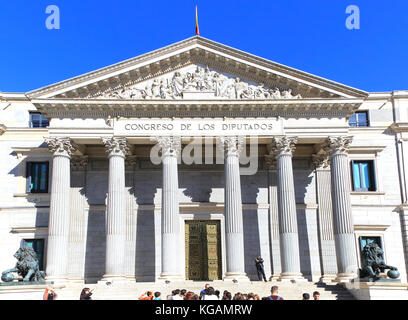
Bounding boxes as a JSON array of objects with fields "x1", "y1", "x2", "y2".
[{"x1": 268, "y1": 295, "x2": 281, "y2": 300}]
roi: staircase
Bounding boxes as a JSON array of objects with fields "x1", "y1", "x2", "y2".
[{"x1": 55, "y1": 280, "x2": 355, "y2": 300}]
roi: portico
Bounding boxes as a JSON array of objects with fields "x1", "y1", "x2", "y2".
[{"x1": 4, "y1": 36, "x2": 385, "y2": 285}]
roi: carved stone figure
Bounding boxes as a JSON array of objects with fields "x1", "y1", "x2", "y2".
[
  {"x1": 98, "y1": 66, "x2": 303, "y2": 100},
  {"x1": 1, "y1": 246, "x2": 45, "y2": 282},
  {"x1": 359, "y1": 242, "x2": 399, "y2": 281}
]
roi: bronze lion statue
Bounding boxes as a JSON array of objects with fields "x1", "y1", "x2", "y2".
[
  {"x1": 1, "y1": 246, "x2": 45, "y2": 282},
  {"x1": 359, "y1": 242, "x2": 398, "y2": 281}
]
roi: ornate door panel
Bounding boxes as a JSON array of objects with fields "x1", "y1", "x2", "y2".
[{"x1": 185, "y1": 220, "x2": 221, "y2": 281}]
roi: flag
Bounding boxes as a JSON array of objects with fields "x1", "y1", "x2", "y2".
[{"x1": 195, "y1": 6, "x2": 200, "y2": 36}]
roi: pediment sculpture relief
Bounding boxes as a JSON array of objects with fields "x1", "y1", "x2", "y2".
[{"x1": 99, "y1": 66, "x2": 302, "y2": 100}]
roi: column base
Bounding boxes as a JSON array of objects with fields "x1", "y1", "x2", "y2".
[
  {"x1": 223, "y1": 273, "x2": 250, "y2": 283},
  {"x1": 157, "y1": 274, "x2": 184, "y2": 283},
  {"x1": 44, "y1": 276, "x2": 69, "y2": 285},
  {"x1": 335, "y1": 273, "x2": 358, "y2": 283},
  {"x1": 319, "y1": 274, "x2": 338, "y2": 284},
  {"x1": 278, "y1": 272, "x2": 307, "y2": 282},
  {"x1": 66, "y1": 277, "x2": 85, "y2": 284},
  {"x1": 99, "y1": 274, "x2": 128, "y2": 284},
  {"x1": 269, "y1": 274, "x2": 281, "y2": 281}
]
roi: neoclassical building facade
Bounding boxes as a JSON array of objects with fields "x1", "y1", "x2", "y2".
[{"x1": 1, "y1": 36, "x2": 408, "y2": 284}]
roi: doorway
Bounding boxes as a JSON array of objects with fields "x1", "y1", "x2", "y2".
[{"x1": 185, "y1": 220, "x2": 222, "y2": 281}]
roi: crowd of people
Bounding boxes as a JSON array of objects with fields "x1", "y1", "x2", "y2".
[{"x1": 137, "y1": 284, "x2": 322, "y2": 301}]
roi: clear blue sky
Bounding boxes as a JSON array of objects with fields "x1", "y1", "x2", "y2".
[{"x1": 1, "y1": 0, "x2": 407, "y2": 93}]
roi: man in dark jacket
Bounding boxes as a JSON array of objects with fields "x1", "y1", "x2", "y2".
[{"x1": 255, "y1": 255, "x2": 267, "y2": 282}]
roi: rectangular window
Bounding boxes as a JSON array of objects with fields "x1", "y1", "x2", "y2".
[
  {"x1": 351, "y1": 160, "x2": 376, "y2": 191},
  {"x1": 359, "y1": 236, "x2": 383, "y2": 261},
  {"x1": 26, "y1": 162, "x2": 49, "y2": 193},
  {"x1": 349, "y1": 111, "x2": 369, "y2": 127},
  {"x1": 23, "y1": 239, "x2": 45, "y2": 270},
  {"x1": 29, "y1": 112, "x2": 49, "y2": 128}
]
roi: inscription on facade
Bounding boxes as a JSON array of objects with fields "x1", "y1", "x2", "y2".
[{"x1": 114, "y1": 118, "x2": 283, "y2": 136}]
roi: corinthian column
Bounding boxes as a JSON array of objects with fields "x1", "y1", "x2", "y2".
[
  {"x1": 101, "y1": 137, "x2": 129, "y2": 281},
  {"x1": 271, "y1": 137, "x2": 304, "y2": 281},
  {"x1": 218, "y1": 136, "x2": 249, "y2": 281},
  {"x1": 45, "y1": 137, "x2": 77, "y2": 282},
  {"x1": 156, "y1": 137, "x2": 183, "y2": 281},
  {"x1": 327, "y1": 136, "x2": 358, "y2": 281},
  {"x1": 67, "y1": 156, "x2": 89, "y2": 283}
]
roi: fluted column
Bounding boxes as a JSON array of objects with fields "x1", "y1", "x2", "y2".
[
  {"x1": 67, "y1": 156, "x2": 89, "y2": 283},
  {"x1": 312, "y1": 153, "x2": 338, "y2": 282},
  {"x1": 125, "y1": 156, "x2": 138, "y2": 281},
  {"x1": 45, "y1": 137, "x2": 77, "y2": 282},
  {"x1": 327, "y1": 136, "x2": 358, "y2": 281},
  {"x1": 265, "y1": 154, "x2": 281, "y2": 280},
  {"x1": 218, "y1": 136, "x2": 248, "y2": 281},
  {"x1": 101, "y1": 137, "x2": 129, "y2": 281},
  {"x1": 157, "y1": 137, "x2": 183, "y2": 281},
  {"x1": 271, "y1": 137, "x2": 303, "y2": 281}
]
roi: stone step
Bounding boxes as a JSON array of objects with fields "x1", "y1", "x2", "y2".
[{"x1": 53, "y1": 281, "x2": 355, "y2": 300}]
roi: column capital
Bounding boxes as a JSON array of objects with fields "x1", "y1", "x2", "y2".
[
  {"x1": 102, "y1": 137, "x2": 130, "y2": 158},
  {"x1": 125, "y1": 155, "x2": 138, "y2": 169},
  {"x1": 217, "y1": 136, "x2": 245, "y2": 157},
  {"x1": 312, "y1": 153, "x2": 330, "y2": 170},
  {"x1": 270, "y1": 136, "x2": 298, "y2": 156},
  {"x1": 155, "y1": 136, "x2": 181, "y2": 158},
  {"x1": 326, "y1": 136, "x2": 353, "y2": 156},
  {"x1": 45, "y1": 137, "x2": 78, "y2": 158},
  {"x1": 264, "y1": 155, "x2": 277, "y2": 170},
  {"x1": 70, "y1": 156, "x2": 88, "y2": 171}
]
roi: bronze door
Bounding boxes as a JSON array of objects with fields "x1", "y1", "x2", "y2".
[{"x1": 185, "y1": 220, "x2": 222, "y2": 281}]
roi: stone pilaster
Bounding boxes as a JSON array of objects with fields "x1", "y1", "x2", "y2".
[
  {"x1": 271, "y1": 137, "x2": 304, "y2": 281},
  {"x1": 67, "y1": 156, "x2": 89, "y2": 283},
  {"x1": 45, "y1": 137, "x2": 78, "y2": 282},
  {"x1": 218, "y1": 136, "x2": 249, "y2": 281},
  {"x1": 101, "y1": 137, "x2": 129, "y2": 281},
  {"x1": 312, "y1": 153, "x2": 338, "y2": 283},
  {"x1": 327, "y1": 136, "x2": 358, "y2": 281},
  {"x1": 156, "y1": 137, "x2": 183, "y2": 281},
  {"x1": 265, "y1": 154, "x2": 281, "y2": 280}
]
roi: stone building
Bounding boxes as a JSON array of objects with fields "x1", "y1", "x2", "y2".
[{"x1": 1, "y1": 36, "x2": 407, "y2": 284}]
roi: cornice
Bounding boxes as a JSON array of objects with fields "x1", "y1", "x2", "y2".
[
  {"x1": 32, "y1": 98, "x2": 362, "y2": 119},
  {"x1": 390, "y1": 123, "x2": 408, "y2": 133}
]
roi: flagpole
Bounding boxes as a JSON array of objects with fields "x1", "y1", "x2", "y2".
[{"x1": 195, "y1": 5, "x2": 200, "y2": 36}]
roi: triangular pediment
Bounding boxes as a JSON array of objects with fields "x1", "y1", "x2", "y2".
[{"x1": 27, "y1": 36, "x2": 368, "y2": 100}]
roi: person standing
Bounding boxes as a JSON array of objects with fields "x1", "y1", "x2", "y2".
[
  {"x1": 268, "y1": 286, "x2": 284, "y2": 300},
  {"x1": 139, "y1": 291, "x2": 154, "y2": 300},
  {"x1": 255, "y1": 255, "x2": 267, "y2": 282},
  {"x1": 199, "y1": 283, "x2": 210, "y2": 300},
  {"x1": 80, "y1": 288, "x2": 94, "y2": 300},
  {"x1": 202, "y1": 287, "x2": 219, "y2": 300},
  {"x1": 43, "y1": 286, "x2": 57, "y2": 300}
]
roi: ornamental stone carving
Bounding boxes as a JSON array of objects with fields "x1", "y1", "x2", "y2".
[
  {"x1": 155, "y1": 136, "x2": 181, "y2": 157},
  {"x1": 270, "y1": 137, "x2": 298, "y2": 156},
  {"x1": 45, "y1": 137, "x2": 78, "y2": 157},
  {"x1": 217, "y1": 136, "x2": 246, "y2": 157},
  {"x1": 98, "y1": 66, "x2": 302, "y2": 100},
  {"x1": 312, "y1": 153, "x2": 330, "y2": 170},
  {"x1": 102, "y1": 137, "x2": 130, "y2": 157},
  {"x1": 326, "y1": 136, "x2": 353, "y2": 156},
  {"x1": 70, "y1": 156, "x2": 88, "y2": 171},
  {"x1": 125, "y1": 155, "x2": 138, "y2": 169}
]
